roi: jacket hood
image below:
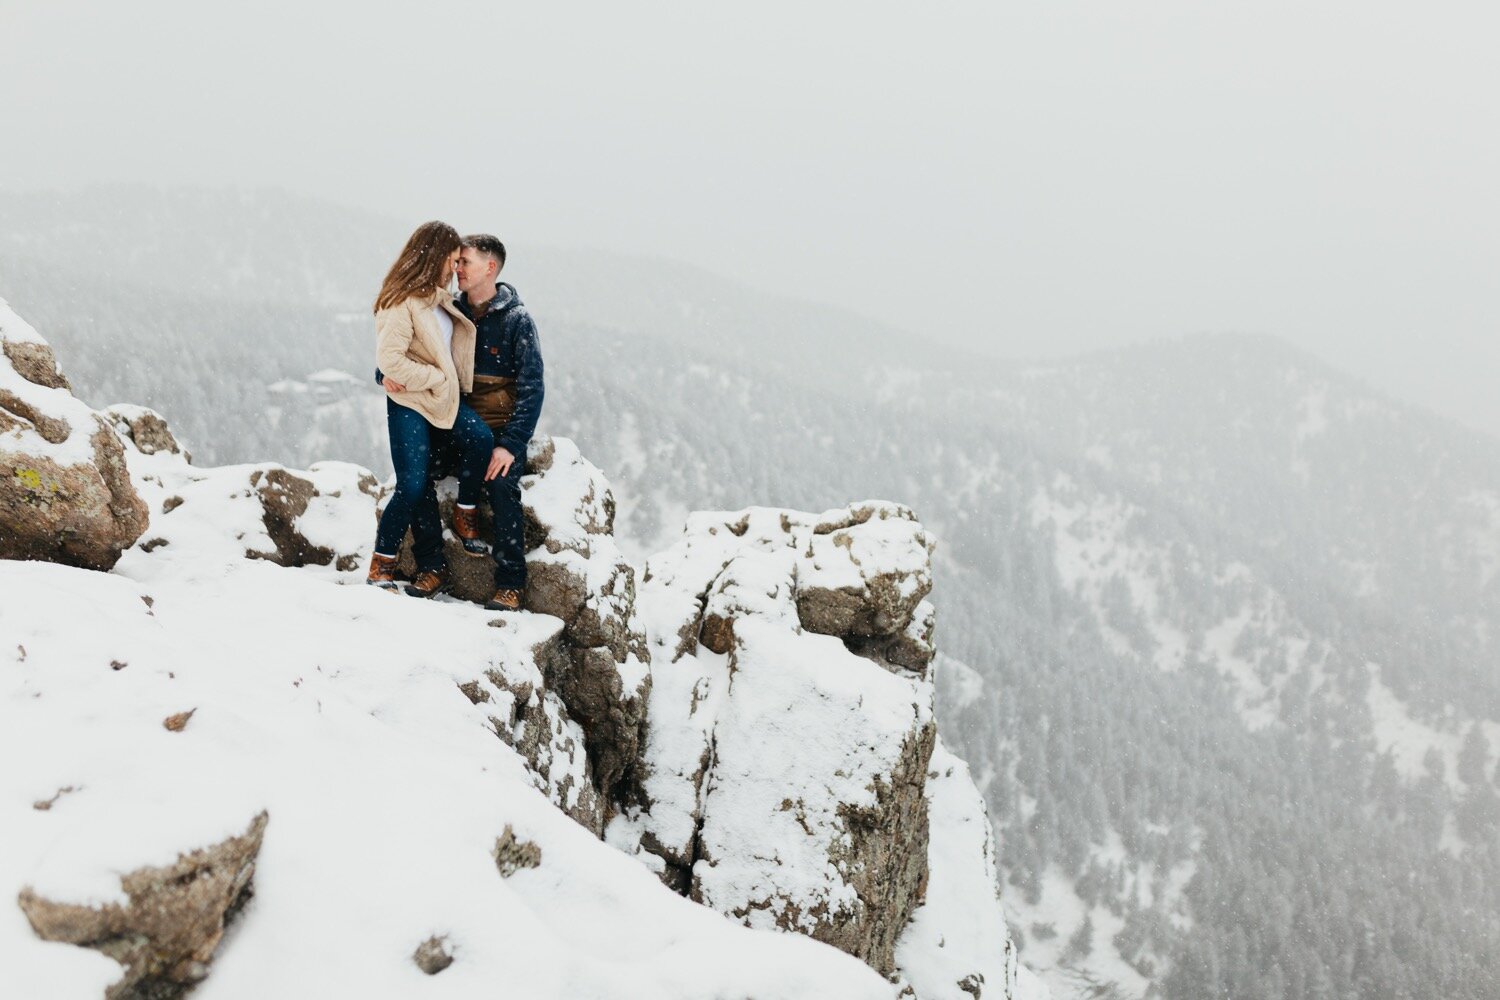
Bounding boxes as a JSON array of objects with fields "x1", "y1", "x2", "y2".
[{"x1": 463, "y1": 282, "x2": 521, "y2": 316}]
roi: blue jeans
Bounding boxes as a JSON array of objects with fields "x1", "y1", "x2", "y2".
[
  {"x1": 374, "y1": 399, "x2": 493, "y2": 568},
  {"x1": 487, "y1": 454, "x2": 527, "y2": 589}
]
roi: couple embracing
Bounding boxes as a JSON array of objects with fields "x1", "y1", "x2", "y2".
[{"x1": 364, "y1": 221, "x2": 544, "y2": 611}]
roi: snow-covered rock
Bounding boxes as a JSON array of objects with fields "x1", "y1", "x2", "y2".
[
  {"x1": 0, "y1": 299, "x2": 148, "y2": 569},
  {"x1": 692, "y1": 617, "x2": 935, "y2": 975},
  {"x1": 520, "y1": 437, "x2": 652, "y2": 807},
  {"x1": 613, "y1": 502, "x2": 1027, "y2": 986},
  {"x1": 103, "y1": 403, "x2": 189, "y2": 461},
  {"x1": 19, "y1": 812, "x2": 267, "y2": 999},
  {"x1": 120, "y1": 443, "x2": 381, "y2": 577},
  {"x1": 391, "y1": 436, "x2": 652, "y2": 809}
]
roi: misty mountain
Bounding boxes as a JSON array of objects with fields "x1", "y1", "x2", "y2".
[{"x1": 3, "y1": 187, "x2": 1497, "y2": 1000}]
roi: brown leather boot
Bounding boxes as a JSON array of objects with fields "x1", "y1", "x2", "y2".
[
  {"x1": 366, "y1": 553, "x2": 399, "y2": 591},
  {"x1": 454, "y1": 505, "x2": 488, "y2": 554},
  {"x1": 404, "y1": 567, "x2": 449, "y2": 599},
  {"x1": 485, "y1": 587, "x2": 523, "y2": 612}
]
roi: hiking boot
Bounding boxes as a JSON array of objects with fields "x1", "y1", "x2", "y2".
[
  {"x1": 366, "y1": 553, "x2": 399, "y2": 591},
  {"x1": 454, "y1": 504, "x2": 488, "y2": 554},
  {"x1": 405, "y1": 567, "x2": 450, "y2": 599},
  {"x1": 485, "y1": 587, "x2": 523, "y2": 612}
]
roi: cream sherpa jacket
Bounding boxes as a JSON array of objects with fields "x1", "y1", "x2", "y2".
[{"x1": 374, "y1": 289, "x2": 477, "y2": 429}]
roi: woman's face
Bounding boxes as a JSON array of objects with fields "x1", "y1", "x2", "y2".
[{"x1": 439, "y1": 249, "x2": 460, "y2": 287}]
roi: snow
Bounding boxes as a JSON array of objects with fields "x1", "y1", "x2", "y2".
[
  {"x1": 934, "y1": 652, "x2": 985, "y2": 711},
  {"x1": 896, "y1": 740, "x2": 1046, "y2": 1000},
  {"x1": 1001, "y1": 865, "x2": 1151, "y2": 1000},
  {"x1": 0, "y1": 554, "x2": 898, "y2": 999},
  {"x1": 1364, "y1": 663, "x2": 1500, "y2": 792}
]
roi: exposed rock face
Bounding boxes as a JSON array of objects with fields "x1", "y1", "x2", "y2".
[
  {"x1": 17, "y1": 812, "x2": 268, "y2": 1000},
  {"x1": 520, "y1": 440, "x2": 652, "y2": 808},
  {"x1": 2, "y1": 336, "x2": 70, "y2": 391},
  {"x1": 795, "y1": 502, "x2": 936, "y2": 650},
  {"x1": 692, "y1": 618, "x2": 935, "y2": 975},
  {"x1": 245, "y1": 465, "x2": 379, "y2": 571},
  {"x1": 893, "y1": 742, "x2": 1026, "y2": 1000},
  {"x1": 104, "y1": 404, "x2": 189, "y2": 460},
  {"x1": 617, "y1": 502, "x2": 941, "y2": 976},
  {"x1": 0, "y1": 299, "x2": 149, "y2": 570},
  {"x1": 457, "y1": 640, "x2": 605, "y2": 835},
  {"x1": 398, "y1": 436, "x2": 652, "y2": 811}
]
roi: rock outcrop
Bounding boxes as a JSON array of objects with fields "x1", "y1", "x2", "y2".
[
  {"x1": 614, "y1": 503, "x2": 944, "y2": 976},
  {"x1": 456, "y1": 634, "x2": 605, "y2": 835},
  {"x1": 109, "y1": 410, "x2": 381, "y2": 575},
  {"x1": 396, "y1": 436, "x2": 652, "y2": 810},
  {"x1": 0, "y1": 299, "x2": 149, "y2": 569},
  {"x1": 17, "y1": 812, "x2": 268, "y2": 1000},
  {"x1": 104, "y1": 404, "x2": 189, "y2": 461}
]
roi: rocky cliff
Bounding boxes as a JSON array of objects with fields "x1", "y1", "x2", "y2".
[{"x1": 0, "y1": 301, "x2": 1043, "y2": 1000}]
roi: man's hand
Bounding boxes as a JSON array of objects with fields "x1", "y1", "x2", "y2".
[
  {"x1": 486, "y1": 446, "x2": 515, "y2": 481},
  {"x1": 383, "y1": 377, "x2": 406, "y2": 394}
]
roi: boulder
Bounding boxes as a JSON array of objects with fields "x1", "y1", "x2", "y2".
[
  {"x1": 0, "y1": 298, "x2": 149, "y2": 570},
  {"x1": 245, "y1": 465, "x2": 379, "y2": 571},
  {"x1": 17, "y1": 811, "x2": 268, "y2": 1000},
  {"x1": 796, "y1": 501, "x2": 935, "y2": 642},
  {"x1": 620, "y1": 502, "x2": 942, "y2": 975},
  {"x1": 103, "y1": 404, "x2": 189, "y2": 461}
]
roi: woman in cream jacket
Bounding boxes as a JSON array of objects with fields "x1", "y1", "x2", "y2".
[{"x1": 366, "y1": 221, "x2": 495, "y2": 596}]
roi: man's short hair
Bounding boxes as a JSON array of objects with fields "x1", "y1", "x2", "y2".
[{"x1": 461, "y1": 234, "x2": 507, "y2": 272}]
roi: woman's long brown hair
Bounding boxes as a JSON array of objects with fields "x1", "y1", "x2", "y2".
[{"x1": 373, "y1": 221, "x2": 461, "y2": 312}]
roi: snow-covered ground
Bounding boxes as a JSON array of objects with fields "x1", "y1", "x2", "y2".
[{"x1": 1, "y1": 555, "x2": 900, "y2": 999}]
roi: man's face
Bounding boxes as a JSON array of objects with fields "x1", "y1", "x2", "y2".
[{"x1": 456, "y1": 248, "x2": 496, "y2": 296}]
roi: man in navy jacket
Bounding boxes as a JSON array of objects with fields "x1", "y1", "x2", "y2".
[{"x1": 451, "y1": 234, "x2": 545, "y2": 610}]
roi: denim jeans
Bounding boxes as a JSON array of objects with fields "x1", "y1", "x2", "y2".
[
  {"x1": 374, "y1": 399, "x2": 493, "y2": 569},
  {"x1": 436, "y1": 402, "x2": 495, "y2": 509},
  {"x1": 487, "y1": 454, "x2": 527, "y2": 589}
]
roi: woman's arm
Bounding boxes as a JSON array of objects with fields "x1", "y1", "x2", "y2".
[{"x1": 375, "y1": 305, "x2": 445, "y2": 392}]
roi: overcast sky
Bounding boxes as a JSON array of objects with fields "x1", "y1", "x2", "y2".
[{"x1": 2, "y1": 1, "x2": 1496, "y2": 435}]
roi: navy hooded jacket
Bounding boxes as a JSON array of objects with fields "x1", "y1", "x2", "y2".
[{"x1": 456, "y1": 282, "x2": 545, "y2": 457}]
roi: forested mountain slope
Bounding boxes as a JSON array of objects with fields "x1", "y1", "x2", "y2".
[{"x1": 3, "y1": 187, "x2": 1496, "y2": 999}]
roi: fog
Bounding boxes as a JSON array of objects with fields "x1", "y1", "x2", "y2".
[{"x1": 3, "y1": 0, "x2": 1496, "y2": 432}]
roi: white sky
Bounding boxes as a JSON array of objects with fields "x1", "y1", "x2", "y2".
[{"x1": 2, "y1": 0, "x2": 1497, "y2": 435}]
